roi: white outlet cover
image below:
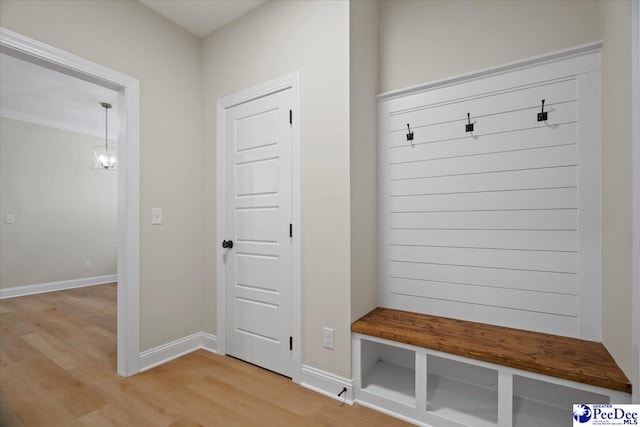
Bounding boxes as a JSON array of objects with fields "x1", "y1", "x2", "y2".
[
  {"x1": 5, "y1": 214, "x2": 15, "y2": 224},
  {"x1": 322, "y1": 327, "x2": 334, "y2": 349}
]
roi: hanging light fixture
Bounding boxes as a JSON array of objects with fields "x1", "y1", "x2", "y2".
[{"x1": 92, "y1": 102, "x2": 118, "y2": 171}]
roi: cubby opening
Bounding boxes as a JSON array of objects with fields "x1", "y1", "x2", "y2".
[
  {"x1": 360, "y1": 339, "x2": 416, "y2": 407},
  {"x1": 426, "y1": 355, "x2": 498, "y2": 426},
  {"x1": 513, "y1": 375, "x2": 610, "y2": 427}
]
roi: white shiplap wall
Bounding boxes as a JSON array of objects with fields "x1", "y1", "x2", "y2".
[{"x1": 378, "y1": 44, "x2": 602, "y2": 340}]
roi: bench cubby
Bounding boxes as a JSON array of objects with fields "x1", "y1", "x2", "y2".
[
  {"x1": 361, "y1": 339, "x2": 416, "y2": 408},
  {"x1": 426, "y1": 355, "x2": 498, "y2": 426},
  {"x1": 512, "y1": 375, "x2": 609, "y2": 427},
  {"x1": 352, "y1": 308, "x2": 631, "y2": 427}
]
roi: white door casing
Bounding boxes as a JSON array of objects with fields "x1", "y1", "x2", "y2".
[{"x1": 217, "y1": 73, "x2": 301, "y2": 382}]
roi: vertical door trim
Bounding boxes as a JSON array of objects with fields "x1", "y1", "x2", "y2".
[
  {"x1": 0, "y1": 27, "x2": 141, "y2": 376},
  {"x1": 216, "y1": 72, "x2": 302, "y2": 383}
]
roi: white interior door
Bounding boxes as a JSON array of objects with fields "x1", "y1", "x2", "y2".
[{"x1": 222, "y1": 88, "x2": 293, "y2": 377}]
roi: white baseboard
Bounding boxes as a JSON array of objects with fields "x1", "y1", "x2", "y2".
[
  {"x1": 300, "y1": 364, "x2": 354, "y2": 405},
  {"x1": 138, "y1": 337, "x2": 355, "y2": 407},
  {"x1": 0, "y1": 274, "x2": 117, "y2": 299},
  {"x1": 138, "y1": 332, "x2": 218, "y2": 372},
  {"x1": 199, "y1": 332, "x2": 218, "y2": 353}
]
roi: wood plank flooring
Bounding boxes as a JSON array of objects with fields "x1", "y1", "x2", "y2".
[{"x1": 0, "y1": 284, "x2": 408, "y2": 426}]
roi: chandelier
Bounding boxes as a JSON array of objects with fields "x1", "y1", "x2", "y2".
[{"x1": 91, "y1": 102, "x2": 117, "y2": 171}]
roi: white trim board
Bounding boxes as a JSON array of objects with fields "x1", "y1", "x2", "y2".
[
  {"x1": 138, "y1": 332, "x2": 217, "y2": 372},
  {"x1": 0, "y1": 27, "x2": 141, "y2": 377},
  {"x1": 300, "y1": 365, "x2": 355, "y2": 405},
  {"x1": 216, "y1": 71, "x2": 302, "y2": 384},
  {"x1": 0, "y1": 275, "x2": 117, "y2": 299}
]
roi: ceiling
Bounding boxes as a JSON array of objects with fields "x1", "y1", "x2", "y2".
[
  {"x1": 0, "y1": 53, "x2": 119, "y2": 139},
  {"x1": 139, "y1": 0, "x2": 266, "y2": 38},
  {"x1": 0, "y1": 1, "x2": 265, "y2": 138}
]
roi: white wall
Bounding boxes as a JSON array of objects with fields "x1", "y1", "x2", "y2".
[
  {"x1": 201, "y1": 0, "x2": 352, "y2": 377},
  {"x1": 0, "y1": 117, "x2": 116, "y2": 288},
  {"x1": 600, "y1": 0, "x2": 634, "y2": 380},
  {"x1": 350, "y1": 0, "x2": 379, "y2": 323},
  {"x1": 0, "y1": 0, "x2": 203, "y2": 351}
]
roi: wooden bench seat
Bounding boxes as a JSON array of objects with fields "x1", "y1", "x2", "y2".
[{"x1": 352, "y1": 307, "x2": 631, "y2": 394}]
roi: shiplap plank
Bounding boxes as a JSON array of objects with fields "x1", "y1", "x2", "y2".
[
  {"x1": 390, "y1": 123, "x2": 576, "y2": 164},
  {"x1": 388, "y1": 261, "x2": 577, "y2": 295},
  {"x1": 388, "y1": 78, "x2": 575, "y2": 130},
  {"x1": 390, "y1": 166, "x2": 576, "y2": 196},
  {"x1": 388, "y1": 102, "x2": 576, "y2": 148},
  {"x1": 388, "y1": 277, "x2": 576, "y2": 316},
  {"x1": 390, "y1": 187, "x2": 577, "y2": 212},
  {"x1": 389, "y1": 229, "x2": 576, "y2": 251},
  {"x1": 382, "y1": 293, "x2": 578, "y2": 337},
  {"x1": 389, "y1": 246, "x2": 577, "y2": 273},
  {"x1": 389, "y1": 210, "x2": 577, "y2": 230},
  {"x1": 389, "y1": 144, "x2": 577, "y2": 180}
]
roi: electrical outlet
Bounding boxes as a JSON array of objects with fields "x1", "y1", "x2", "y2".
[
  {"x1": 85, "y1": 261, "x2": 92, "y2": 269},
  {"x1": 5, "y1": 214, "x2": 15, "y2": 224},
  {"x1": 323, "y1": 327, "x2": 334, "y2": 350}
]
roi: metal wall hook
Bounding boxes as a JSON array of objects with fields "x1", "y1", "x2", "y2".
[
  {"x1": 537, "y1": 99, "x2": 548, "y2": 122},
  {"x1": 465, "y1": 113, "x2": 474, "y2": 132},
  {"x1": 406, "y1": 123, "x2": 414, "y2": 141}
]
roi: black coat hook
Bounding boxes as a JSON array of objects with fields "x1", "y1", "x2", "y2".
[
  {"x1": 406, "y1": 123, "x2": 414, "y2": 141},
  {"x1": 537, "y1": 99, "x2": 548, "y2": 122},
  {"x1": 465, "y1": 113, "x2": 474, "y2": 132}
]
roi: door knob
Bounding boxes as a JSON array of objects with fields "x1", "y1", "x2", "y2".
[{"x1": 222, "y1": 240, "x2": 233, "y2": 249}]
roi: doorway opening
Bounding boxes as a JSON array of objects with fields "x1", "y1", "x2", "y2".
[{"x1": 0, "y1": 27, "x2": 140, "y2": 376}]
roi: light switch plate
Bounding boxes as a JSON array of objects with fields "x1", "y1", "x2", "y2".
[
  {"x1": 151, "y1": 208, "x2": 163, "y2": 225},
  {"x1": 5, "y1": 214, "x2": 15, "y2": 224}
]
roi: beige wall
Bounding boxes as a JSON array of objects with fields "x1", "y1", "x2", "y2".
[
  {"x1": 600, "y1": 0, "x2": 633, "y2": 380},
  {"x1": 0, "y1": 0, "x2": 203, "y2": 351},
  {"x1": 0, "y1": 118, "x2": 117, "y2": 288},
  {"x1": 350, "y1": 0, "x2": 379, "y2": 323},
  {"x1": 201, "y1": 1, "x2": 352, "y2": 377},
  {"x1": 379, "y1": 0, "x2": 600, "y2": 92}
]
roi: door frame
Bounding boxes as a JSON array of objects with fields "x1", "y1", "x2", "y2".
[
  {"x1": 216, "y1": 72, "x2": 302, "y2": 384},
  {"x1": 0, "y1": 27, "x2": 141, "y2": 376}
]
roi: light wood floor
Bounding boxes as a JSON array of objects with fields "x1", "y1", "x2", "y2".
[{"x1": 0, "y1": 284, "x2": 408, "y2": 426}]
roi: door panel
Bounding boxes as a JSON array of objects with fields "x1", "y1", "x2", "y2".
[{"x1": 224, "y1": 88, "x2": 292, "y2": 377}]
